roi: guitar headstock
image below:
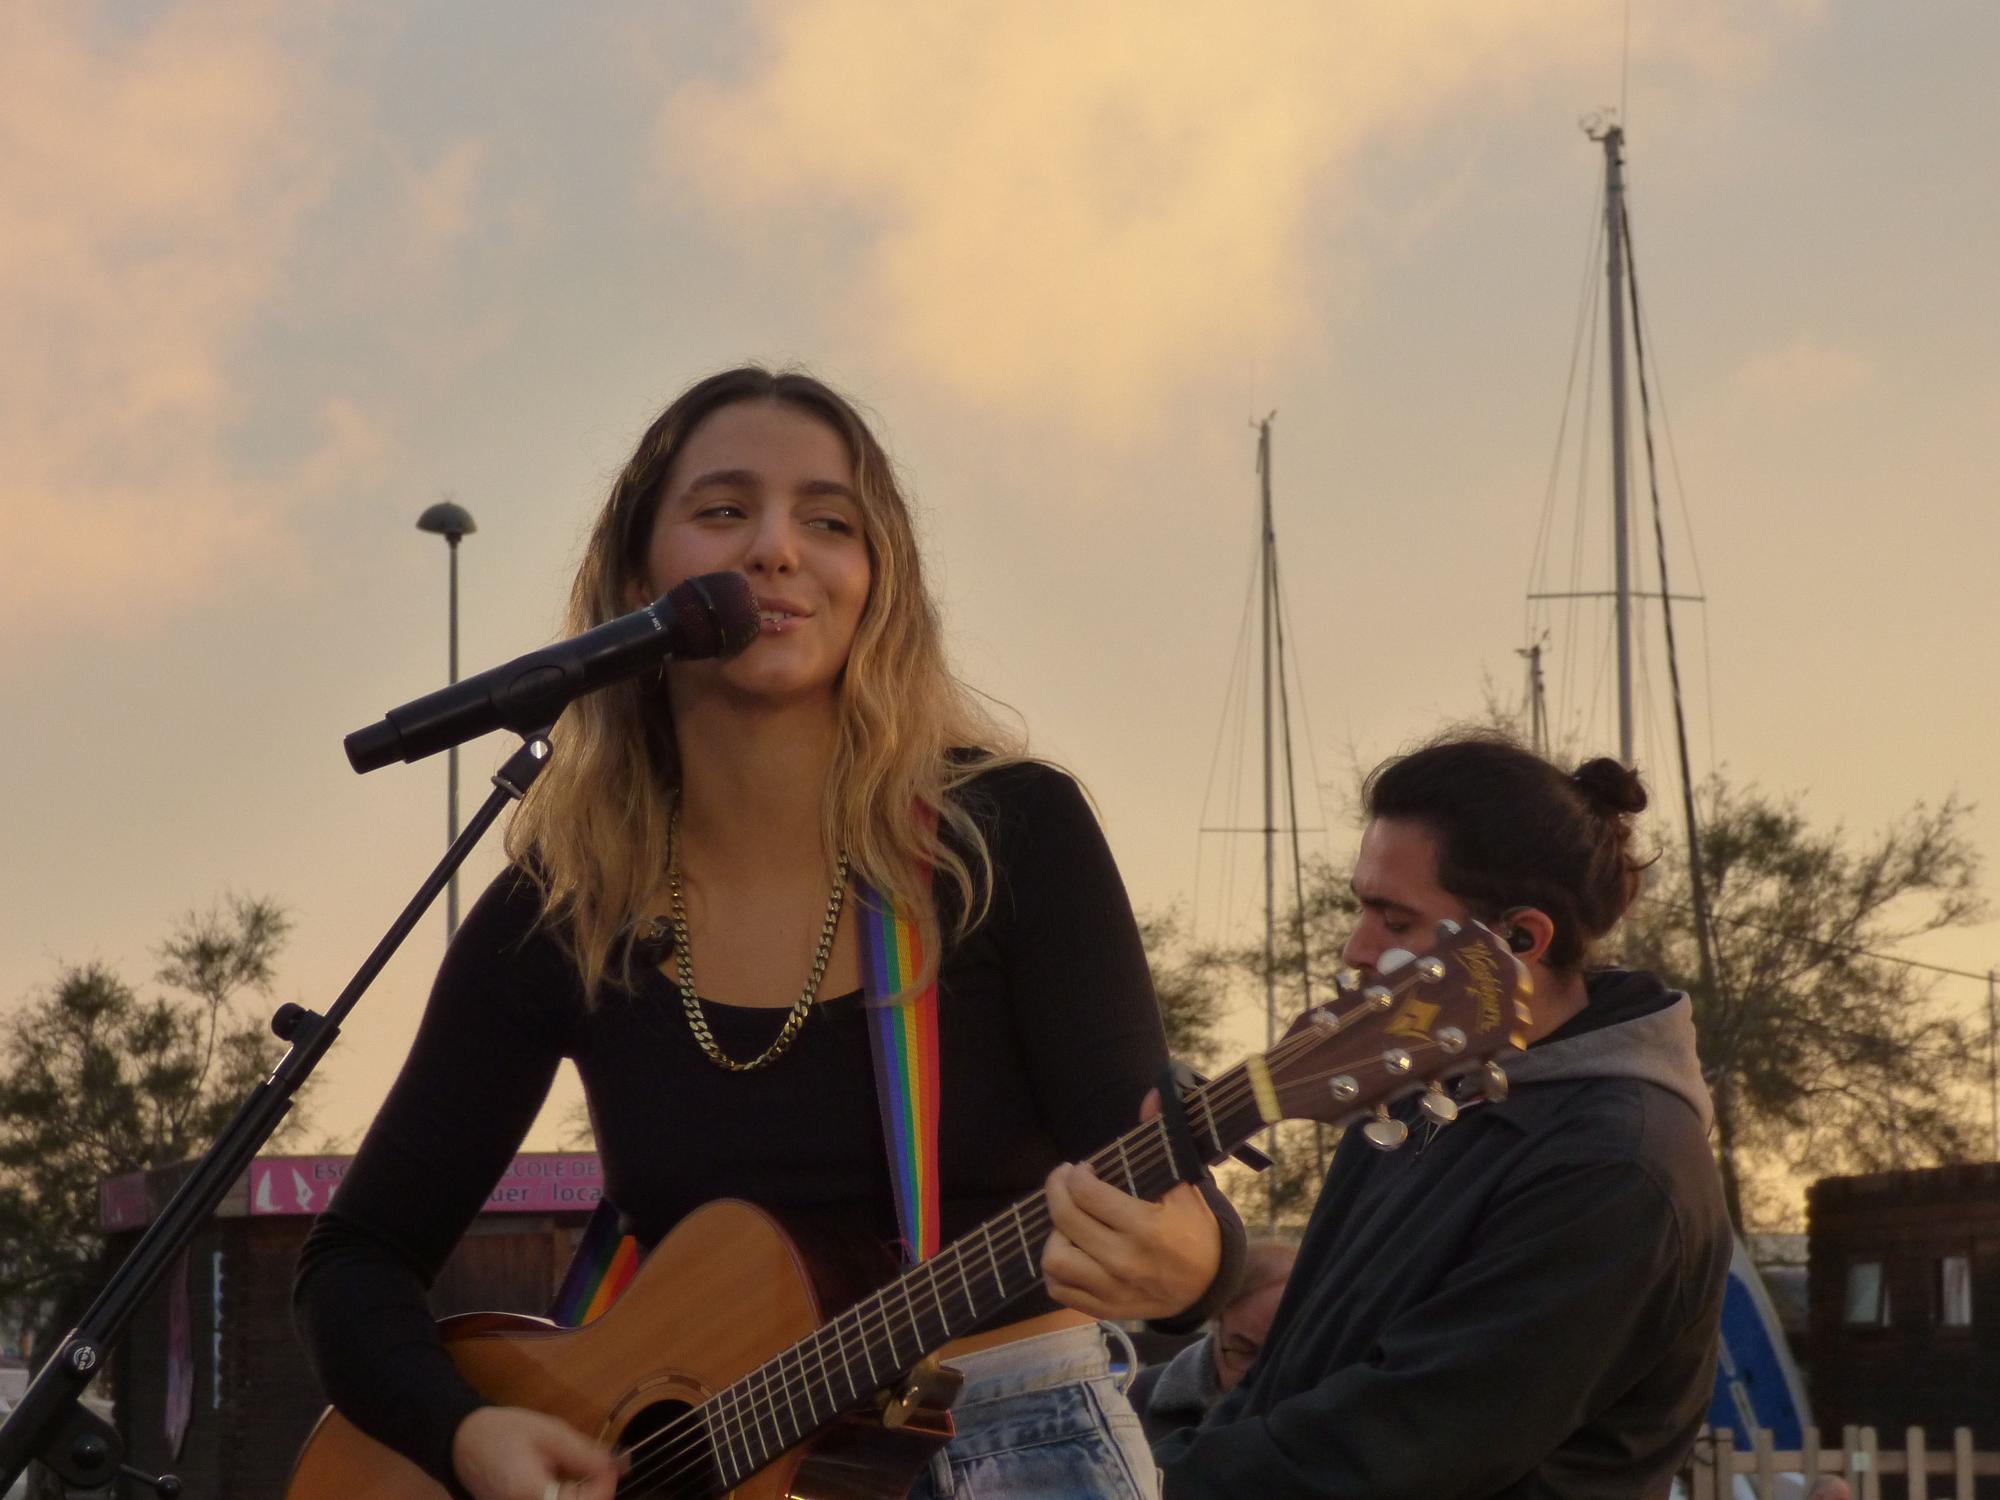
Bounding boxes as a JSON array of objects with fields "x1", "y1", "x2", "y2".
[{"x1": 1257, "y1": 920, "x2": 1532, "y2": 1141}]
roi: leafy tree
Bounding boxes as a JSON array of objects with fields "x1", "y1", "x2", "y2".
[
  {"x1": 1140, "y1": 869, "x2": 1364, "y2": 1231},
  {"x1": 1616, "y1": 782, "x2": 1986, "y2": 1228},
  {"x1": 1210, "y1": 859, "x2": 1363, "y2": 1230},
  {"x1": 557, "y1": 1090, "x2": 597, "y2": 1152},
  {"x1": 1136, "y1": 907, "x2": 1229, "y2": 1074},
  {"x1": 1215, "y1": 855, "x2": 1361, "y2": 1021},
  {"x1": 0, "y1": 895, "x2": 303, "y2": 1357}
]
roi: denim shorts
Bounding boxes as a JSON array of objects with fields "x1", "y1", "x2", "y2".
[{"x1": 909, "y1": 1322, "x2": 1160, "y2": 1500}]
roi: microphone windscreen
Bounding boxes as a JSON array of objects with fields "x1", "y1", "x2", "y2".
[{"x1": 665, "y1": 572, "x2": 760, "y2": 659}]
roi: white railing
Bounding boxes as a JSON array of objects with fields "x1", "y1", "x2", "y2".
[{"x1": 1692, "y1": 1425, "x2": 2000, "y2": 1500}]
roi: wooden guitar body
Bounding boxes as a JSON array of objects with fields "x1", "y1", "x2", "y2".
[{"x1": 285, "y1": 1199, "x2": 955, "y2": 1500}]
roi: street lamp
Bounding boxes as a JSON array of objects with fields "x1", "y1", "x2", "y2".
[{"x1": 416, "y1": 499, "x2": 477, "y2": 939}]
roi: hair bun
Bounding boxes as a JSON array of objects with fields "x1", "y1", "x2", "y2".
[{"x1": 1572, "y1": 757, "x2": 1648, "y2": 816}]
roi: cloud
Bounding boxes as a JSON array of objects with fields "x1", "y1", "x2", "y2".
[
  {"x1": 404, "y1": 140, "x2": 486, "y2": 254},
  {"x1": 0, "y1": 2, "x2": 339, "y2": 646},
  {"x1": 1733, "y1": 336, "x2": 1873, "y2": 409},
  {"x1": 394, "y1": 136, "x2": 490, "y2": 268},
  {"x1": 298, "y1": 397, "x2": 393, "y2": 494},
  {"x1": 658, "y1": 0, "x2": 1820, "y2": 436}
]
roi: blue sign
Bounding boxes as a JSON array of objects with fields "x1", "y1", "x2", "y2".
[{"x1": 1707, "y1": 1236, "x2": 1810, "y2": 1447}]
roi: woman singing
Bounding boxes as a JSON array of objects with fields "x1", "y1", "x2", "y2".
[{"x1": 296, "y1": 367, "x2": 1238, "y2": 1500}]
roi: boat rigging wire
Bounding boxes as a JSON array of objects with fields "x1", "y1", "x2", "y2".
[
  {"x1": 1272, "y1": 519, "x2": 1336, "y2": 847},
  {"x1": 1192, "y1": 510, "x2": 1265, "y2": 950},
  {"x1": 1269, "y1": 542, "x2": 1315, "y2": 1008},
  {"x1": 1638, "y1": 897, "x2": 1995, "y2": 987},
  {"x1": 1627, "y1": 252, "x2": 1722, "y2": 781},
  {"x1": 1526, "y1": 178, "x2": 1609, "y2": 649},
  {"x1": 1191, "y1": 419, "x2": 1333, "y2": 1047},
  {"x1": 1622, "y1": 195, "x2": 1733, "y2": 1030},
  {"x1": 1549, "y1": 191, "x2": 1608, "y2": 743}
]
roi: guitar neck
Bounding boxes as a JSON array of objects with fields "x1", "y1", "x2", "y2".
[{"x1": 698, "y1": 1061, "x2": 1270, "y2": 1484}]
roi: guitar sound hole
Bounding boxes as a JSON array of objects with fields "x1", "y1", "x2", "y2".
[{"x1": 613, "y1": 1399, "x2": 723, "y2": 1500}]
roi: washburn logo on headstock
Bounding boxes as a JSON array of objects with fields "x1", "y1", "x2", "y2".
[
  {"x1": 1453, "y1": 938, "x2": 1506, "y2": 1030},
  {"x1": 1383, "y1": 998, "x2": 1440, "y2": 1041}
]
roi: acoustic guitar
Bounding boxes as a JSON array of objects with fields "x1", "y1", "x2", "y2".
[{"x1": 285, "y1": 921, "x2": 1529, "y2": 1499}]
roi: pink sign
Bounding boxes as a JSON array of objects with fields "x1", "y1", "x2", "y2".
[{"x1": 246, "y1": 1153, "x2": 605, "y2": 1216}]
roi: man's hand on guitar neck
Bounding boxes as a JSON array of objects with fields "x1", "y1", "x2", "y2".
[
  {"x1": 451, "y1": 1405, "x2": 624, "y2": 1500},
  {"x1": 1041, "y1": 1091, "x2": 1223, "y2": 1322}
]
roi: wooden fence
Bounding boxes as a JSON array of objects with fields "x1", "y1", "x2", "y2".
[{"x1": 1691, "y1": 1426, "x2": 2000, "y2": 1500}]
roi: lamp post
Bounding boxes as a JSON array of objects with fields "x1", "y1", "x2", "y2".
[{"x1": 416, "y1": 499, "x2": 477, "y2": 939}]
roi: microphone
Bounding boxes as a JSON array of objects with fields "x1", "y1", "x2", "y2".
[{"x1": 344, "y1": 571, "x2": 759, "y2": 773}]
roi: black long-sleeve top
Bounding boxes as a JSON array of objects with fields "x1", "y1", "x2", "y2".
[{"x1": 295, "y1": 762, "x2": 1237, "y2": 1489}]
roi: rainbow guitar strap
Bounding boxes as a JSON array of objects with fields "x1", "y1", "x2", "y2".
[
  {"x1": 549, "y1": 1193, "x2": 640, "y2": 1326},
  {"x1": 854, "y1": 870, "x2": 942, "y2": 1265}
]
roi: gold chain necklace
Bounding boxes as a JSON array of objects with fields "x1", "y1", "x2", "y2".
[{"x1": 667, "y1": 805, "x2": 849, "y2": 1072}]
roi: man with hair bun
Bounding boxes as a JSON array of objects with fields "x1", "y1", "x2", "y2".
[{"x1": 1156, "y1": 730, "x2": 1730, "y2": 1500}]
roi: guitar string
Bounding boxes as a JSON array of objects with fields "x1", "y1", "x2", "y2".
[
  {"x1": 611, "y1": 961, "x2": 1504, "y2": 1496},
  {"x1": 611, "y1": 1030, "x2": 1481, "y2": 1500},
  {"x1": 609, "y1": 980, "x2": 1491, "y2": 1500}
]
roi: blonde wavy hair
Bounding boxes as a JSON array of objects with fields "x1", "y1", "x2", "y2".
[{"x1": 506, "y1": 367, "x2": 1019, "y2": 999}]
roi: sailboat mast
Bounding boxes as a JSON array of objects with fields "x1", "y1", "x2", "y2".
[
  {"x1": 1257, "y1": 415, "x2": 1278, "y2": 1052},
  {"x1": 1518, "y1": 639, "x2": 1549, "y2": 756},
  {"x1": 1601, "y1": 124, "x2": 1635, "y2": 765}
]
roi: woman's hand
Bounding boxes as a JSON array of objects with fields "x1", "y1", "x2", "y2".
[
  {"x1": 1041, "y1": 1092, "x2": 1221, "y2": 1321},
  {"x1": 451, "y1": 1405, "x2": 623, "y2": 1500}
]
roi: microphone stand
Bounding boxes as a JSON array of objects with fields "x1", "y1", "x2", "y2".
[{"x1": 0, "y1": 730, "x2": 556, "y2": 1498}]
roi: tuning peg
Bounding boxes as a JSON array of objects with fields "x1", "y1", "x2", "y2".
[
  {"x1": 1434, "y1": 1026, "x2": 1467, "y2": 1055},
  {"x1": 1334, "y1": 966, "x2": 1361, "y2": 992},
  {"x1": 1414, "y1": 955, "x2": 1446, "y2": 983},
  {"x1": 1379, "y1": 948, "x2": 1415, "y2": 974},
  {"x1": 1477, "y1": 1061, "x2": 1509, "y2": 1102},
  {"x1": 1361, "y1": 1107, "x2": 1409, "y2": 1151},
  {"x1": 1418, "y1": 1085, "x2": 1458, "y2": 1125}
]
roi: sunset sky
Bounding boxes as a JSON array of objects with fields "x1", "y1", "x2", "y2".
[{"x1": 5, "y1": 1, "x2": 1996, "y2": 1157}]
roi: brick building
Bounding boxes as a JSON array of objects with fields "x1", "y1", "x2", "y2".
[{"x1": 1807, "y1": 1161, "x2": 2000, "y2": 1444}]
